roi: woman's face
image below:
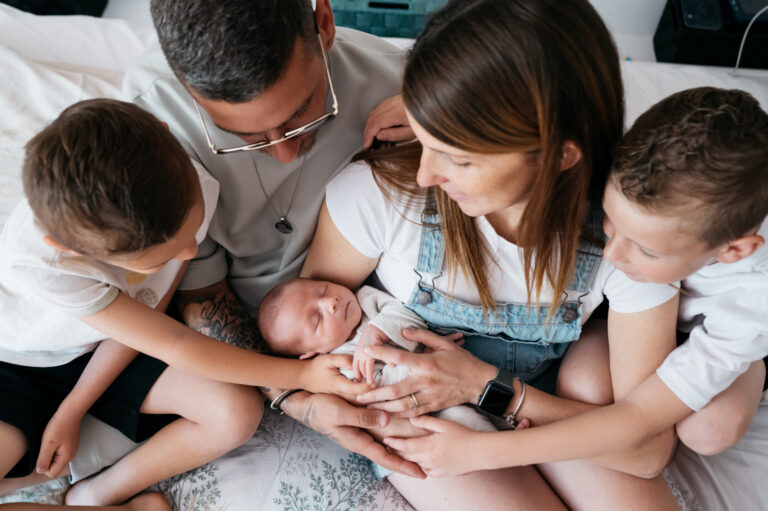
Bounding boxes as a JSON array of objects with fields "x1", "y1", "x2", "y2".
[{"x1": 407, "y1": 111, "x2": 538, "y2": 219}]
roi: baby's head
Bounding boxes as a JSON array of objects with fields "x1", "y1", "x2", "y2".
[
  {"x1": 602, "y1": 87, "x2": 768, "y2": 284},
  {"x1": 23, "y1": 99, "x2": 203, "y2": 274},
  {"x1": 259, "y1": 278, "x2": 363, "y2": 359}
]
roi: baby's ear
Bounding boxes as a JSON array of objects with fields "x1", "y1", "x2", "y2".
[
  {"x1": 299, "y1": 351, "x2": 318, "y2": 360},
  {"x1": 42, "y1": 235, "x2": 80, "y2": 255},
  {"x1": 715, "y1": 234, "x2": 764, "y2": 264}
]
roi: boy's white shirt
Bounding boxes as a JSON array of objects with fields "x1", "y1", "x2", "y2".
[
  {"x1": 0, "y1": 161, "x2": 219, "y2": 367},
  {"x1": 657, "y1": 218, "x2": 768, "y2": 411}
]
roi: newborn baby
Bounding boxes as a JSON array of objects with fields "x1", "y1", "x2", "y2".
[{"x1": 258, "y1": 278, "x2": 496, "y2": 431}]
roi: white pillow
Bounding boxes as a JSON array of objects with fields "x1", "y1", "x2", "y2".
[{"x1": 0, "y1": 46, "x2": 123, "y2": 229}]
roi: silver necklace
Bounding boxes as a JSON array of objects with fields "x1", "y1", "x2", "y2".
[{"x1": 254, "y1": 155, "x2": 308, "y2": 234}]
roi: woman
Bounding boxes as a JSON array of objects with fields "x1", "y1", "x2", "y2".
[{"x1": 302, "y1": 0, "x2": 681, "y2": 508}]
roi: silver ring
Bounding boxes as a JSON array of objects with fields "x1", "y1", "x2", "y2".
[{"x1": 410, "y1": 393, "x2": 419, "y2": 409}]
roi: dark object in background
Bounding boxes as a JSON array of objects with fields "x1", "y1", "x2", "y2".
[
  {"x1": 1, "y1": 0, "x2": 107, "y2": 16},
  {"x1": 655, "y1": 0, "x2": 768, "y2": 69},
  {"x1": 331, "y1": 0, "x2": 448, "y2": 38}
]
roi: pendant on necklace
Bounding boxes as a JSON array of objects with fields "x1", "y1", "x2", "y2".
[{"x1": 275, "y1": 217, "x2": 293, "y2": 234}]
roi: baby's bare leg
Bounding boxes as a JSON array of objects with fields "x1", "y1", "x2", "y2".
[{"x1": 676, "y1": 360, "x2": 765, "y2": 455}]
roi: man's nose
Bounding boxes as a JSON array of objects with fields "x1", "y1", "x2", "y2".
[{"x1": 264, "y1": 130, "x2": 302, "y2": 163}]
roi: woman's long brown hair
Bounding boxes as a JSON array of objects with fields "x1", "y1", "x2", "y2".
[{"x1": 364, "y1": 0, "x2": 624, "y2": 317}]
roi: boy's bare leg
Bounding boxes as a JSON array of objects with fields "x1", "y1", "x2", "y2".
[
  {"x1": 0, "y1": 492, "x2": 170, "y2": 511},
  {"x1": 539, "y1": 319, "x2": 680, "y2": 511},
  {"x1": 676, "y1": 360, "x2": 765, "y2": 455},
  {"x1": 0, "y1": 421, "x2": 51, "y2": 497},
  {"x1": 66, "y1": 367, "x2": 263, "y2": 506}
]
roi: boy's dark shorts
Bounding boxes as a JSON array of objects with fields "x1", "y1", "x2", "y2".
[{"x1": 0, "y1": 351, "x2": 175, "y2": 478}]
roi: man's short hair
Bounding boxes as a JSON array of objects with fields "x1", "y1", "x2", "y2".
[
  {"x1": 23, "y1": 98, "x2": 198, "y2": 257},
  {"x1": 151, "y1": 0, "x2": 317, "y2": 102},
  {"x1": 611, "y1": 87, "x2": 768, "y2": 247}
]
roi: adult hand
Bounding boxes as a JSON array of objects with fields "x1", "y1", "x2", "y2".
[
  {"x1": 303, "y1": 354, "x2": 374, "y2": 400},
  {"x1": 362, "y1": 95, "x2": 414, "y2": 149},
  {"x1": 383, "y1": 415, "x2": 490, "y2": 477},
  {"x1": 36, "y1": 410, "x2": 82, "y2": 478},
  {"x1": 356, "y1": 328, "x2": 497, "y2": 417},
  {"x1": 282, "y1": 391, "x2": 426, "y2": 479}
]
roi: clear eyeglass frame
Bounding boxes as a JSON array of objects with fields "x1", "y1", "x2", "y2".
[{"x1": 193, "y1": 33, "x2": 339, "y2": 155}]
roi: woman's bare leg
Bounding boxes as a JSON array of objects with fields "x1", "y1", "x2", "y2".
[
  {"x1": 540, "y1": 320, "x2": 679, "y2": 511},
  {"x1": 390, "y1": 467, "x2": 567, "y2": 511}
]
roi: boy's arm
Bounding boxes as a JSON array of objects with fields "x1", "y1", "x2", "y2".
[{"x1": 36, "y1": 262, "x2": 190, "y2": 477}]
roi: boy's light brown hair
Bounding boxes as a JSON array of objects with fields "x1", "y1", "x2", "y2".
[
  {"x1": 22, "y1": 98, "x2": 198, "y2": 257},
  {"x1": 611, "y1": 87, "x2": 768, "y2": 248}
]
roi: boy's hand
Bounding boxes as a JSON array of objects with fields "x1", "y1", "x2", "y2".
[
  {"x1": 353, "y1": 324, "x2": 389, "y2": 384},
  {"x1": 302, "y1": 354, "x2": 373, "y2": 401},
  {"x1": 36, "y1": 410, "x2": 83, "y2": 478}
]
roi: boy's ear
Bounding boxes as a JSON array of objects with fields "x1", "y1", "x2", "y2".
[
  {"x1": 42, "y1": 235, "x2": 81, "y2": 255},
  {"x1": 715, "y1": 234, "x2": 764, "y2": 264},
  {"x1": 560, "y1": 140, "x2": 583, "y2": 171},
  {"x1": 299, "y1": 351, "x2": 318, "y2": 360}
]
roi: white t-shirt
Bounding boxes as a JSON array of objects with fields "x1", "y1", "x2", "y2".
[
  {"x1": 0, "y1": 161, "x2": 219, "y2": 367},
  {"x1": 657, "y1": 219, "x2": 768, "y2": 411},
  {"x1": 326, "y1": 162, "x2": 677, "y2": 323}
]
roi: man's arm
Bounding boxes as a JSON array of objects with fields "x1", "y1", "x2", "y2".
[{"x1": 175, "y1": 279, "x2": 266, "y2": 352}]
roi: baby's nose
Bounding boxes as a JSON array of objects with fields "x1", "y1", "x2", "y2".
[{"x1": 321, "y1": 296, "x2": 338, "y2": 313}]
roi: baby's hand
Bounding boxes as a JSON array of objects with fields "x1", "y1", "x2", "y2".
[{"x1": 354, "y1": 324, "x2": 389, "y2": 384}]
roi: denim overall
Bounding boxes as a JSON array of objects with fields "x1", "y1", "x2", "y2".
[{"x1": 406, "y1": 206, "x2": 604, "y2": 392}]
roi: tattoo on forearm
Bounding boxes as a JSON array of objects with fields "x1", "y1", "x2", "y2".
[{"x1": 181, "y1": 290, "x2": 267, "y2": 352}]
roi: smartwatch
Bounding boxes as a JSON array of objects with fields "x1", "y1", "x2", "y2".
[{"x1": 477, "y1": 368, "x2": 516, "y2": 416}]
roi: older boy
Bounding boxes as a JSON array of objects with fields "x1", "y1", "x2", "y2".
[{"x1": 0, "y1": 99, "x2": 357, "y2": 507}]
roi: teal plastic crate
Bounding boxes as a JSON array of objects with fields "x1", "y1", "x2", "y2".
[{"x1": 331, "y1": 1, "x2": 448, "y2": 38}]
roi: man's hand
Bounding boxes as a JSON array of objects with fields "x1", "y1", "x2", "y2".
[
  {"x1": 362, "y1": 95, "x2": 414, "y2": 149},
  {"x1": 36, "y1": 409, "x2": 83, "y2": 478},
  {"x1": 353, "y1": 324, "x2": 389, "y2": 384},
  {"x1": 282, "y1": 391, "x2": 425, "y2": 479}
]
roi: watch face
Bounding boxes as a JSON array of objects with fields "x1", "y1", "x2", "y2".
[{"x1": 479, "y1": 381, "x2": 514, "y2": 416}]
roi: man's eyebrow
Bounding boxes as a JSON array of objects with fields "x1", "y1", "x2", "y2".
[{"x1": 213, "y1": 91, "x2": 316, "y2": 138}]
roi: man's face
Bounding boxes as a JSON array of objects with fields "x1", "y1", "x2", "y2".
[{"x1": 192, "y1": 35, "x2": 329, "y2": 163}]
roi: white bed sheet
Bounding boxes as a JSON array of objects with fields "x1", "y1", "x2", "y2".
[{"x1": 1, "y1": 4, "x2": 768, "y2": 510}]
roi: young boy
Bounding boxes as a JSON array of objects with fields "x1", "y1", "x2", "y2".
[
  {"x1": 0, "y1": 99, "x2": 361, "y2": 508},
  {"x1": 598, "y1": 86, "x2": 768, "y2": 455},
  {"x1": 383, "y1": 86, "x2": 768, "y2": 476}
]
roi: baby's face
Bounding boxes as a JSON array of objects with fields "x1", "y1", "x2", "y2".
[
  {"x1": 275, "y1": 279, "x2": 363, "y2": 358},
  {"x1": 602, "y1": 182, "x2": 721, "y2": 284}
]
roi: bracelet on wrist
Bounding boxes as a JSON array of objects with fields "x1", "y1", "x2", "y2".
[
  {"x1": 503, "y1": 379, "x2": 526, "y2": 429},
  {"x1": 269, "y1": 389, "x2": 302, "y2": 414}
]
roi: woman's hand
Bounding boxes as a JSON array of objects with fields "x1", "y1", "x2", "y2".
[
  {"x1": 362, "y1": 95, "x2": 414, "y2": 149},
  {"x1": 302, "y1": 354, "x2": 374, "y2": 400},
  {"x1": 356, "y1": 328, "x2": 497, "y2": 416},
  {"x1": 383, "y1": 415, "x2": 490, "y2": 477}
]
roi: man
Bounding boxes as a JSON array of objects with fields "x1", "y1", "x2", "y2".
[{"x1": 122, "y1": 0, "x2": 419, "y2": 477}]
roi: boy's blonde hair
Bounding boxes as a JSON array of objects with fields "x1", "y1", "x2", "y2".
[{"x1": 611, "y1": 87, "x2": 768, "y2": 248}]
